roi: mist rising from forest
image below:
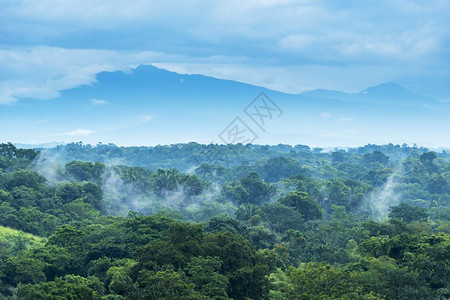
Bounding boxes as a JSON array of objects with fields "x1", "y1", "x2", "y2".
[
  {"x1": 100, "y1": 168, "x2": 151, "y2": 216},
  {"x1": 365, "y1": 173, "x2": 401, "y2": 220},
  {"x1": 31, "y1": 149, "x2": 229, "y2": 217},
  {"x1": 32, "y1": 151, "x2": 63, "y2": 184},
  {"x1": 30, "y1": 144, "x2": 428, "y2": 221}
]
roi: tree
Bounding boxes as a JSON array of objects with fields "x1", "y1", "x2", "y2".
[
  {"x1": 179, "y1": 174, "x2": 204, "y2": 197},
  {"x1": 47, "y1": 225, "x2": 86, "y2": 249},
  {"x1": 261, "y1": 157, "x2": 302, "y2": 182},
  {"x1": 278, "y1": 191, "x2": 322, "y2": 220},
  {"x1": 65, "y1": 161, "x2": 105, "y2": 182},
  {"x1": 186, "y1": 256, "x2": 229, "y2": 299},
  {"x1": 6, "y1": 207, "x2": 60, "y2": 236},
  {"x1": 326, "y1": 179, "x2": 351, "y2": 209},
  {"x1": 426, "y1": 173, "x2": 447, "y2": 194},
  {"x1": 331, "y1": 151, "x2": 346, "y2": 163},
  {"x1": 6, "y1": 170, "x2": 46, "y2": 190},
  {"x1": 81, "y1": 182, "x2": 104, "y2": 212},
  {"x1": 419, "y1": 152, "x2": 437, "y2": 165},
  {"x1": 285, "y1": 263, "x2": 364, "y2": 299},
  {"x1": 0, "y1": 143, "x2": 38, "y2": 160},
  {"x1": 363, "y1": 151, "x2": 389, "y2": 165},
  {"x1": 62, "y1": 199, "x2": 100, "y2": 223},
  {"x1": 260, "y1": 202, "x2": 304, "y2": 233},
  {"x1": 389, "y1": 203, "x2": 428, "y2": 223},
  {"x1": 223, "y1": 172, "x2": 275, "y2": 205},
  {"x1": 154, "y1": 169, "x2": 180, "y2": 197},
  {"x1": 106, "y1": 259, "x2": 135, "y2": 296},
  {"x1": 136, "y1": 269, "x2": 199, "y2": 299},
  {"x1": 18, "y1": 275, "x2": 101, "y2": 300},
  {"x1": 355, "y1": 257, "x2": 432, "y2": 299},
  {"x1": 5, "y1": 256, "x2": 47, "y2": 285},
  {"x1": 205, "y1": 215, "x2": 248, "y2": 236},
  {"x1": 9, "y1": 186, "x2": 40, "y2": 209},
  {"x1": 56, "y1": 182, "x2": 81, "y2": 204},
  {"x1": 235, "y1": 203, "x2": 258, "y2": 221}
]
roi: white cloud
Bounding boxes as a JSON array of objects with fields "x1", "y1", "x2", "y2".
[
  {"x1": 321, "y1": 129, "x2": 357, "y2": 138},
  {"x1": 33, "y1": 119, "x2": 49, "y2": 124},
  {"x1": 0, "y1": 46, "x2": 174, "y2": 104},
  {"x1": 0, "y1": 0, "x2": 448, "y2": 101},
  {"x1": 319, "y1": 112, "x2": 332, "y2": 119},
  {"x1": 91, "y1": 98, "x2": 109, "y2": 105},
  {"x1": 319, "y1": 112, "x2": 352, "y2": 123},
  {"x1": 13, "y1": 87, "x2": 60, "y2": 100},
  {"x1": 0, "y1": 90, "x2": 17, "y2": 105},
  {"x1": 279, "y1": 34, "x2": 317, "y2": 50},
  {"x1": 50, "y1": 128, "x2": 94, "y2": 137},
  {"x1": 139, "y1": 115, "x2": 154, "y2": 122},
  {"x1": 337, "y1": 117, "x2": 352, "y2": 123},
  {"x1": 152, "y1": 62, "x2": 407, "y2": 94}
]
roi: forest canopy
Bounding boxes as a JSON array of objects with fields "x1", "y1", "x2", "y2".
[{"x1": 0, "y1": 142, "x2": 449, "y2": 299}]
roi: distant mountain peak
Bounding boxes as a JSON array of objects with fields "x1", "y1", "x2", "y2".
[
  {"x1": 359, "y1": 82, "x2": 411, "y2": 96},
  {"x1": 300, "y1": 82, "x2": 412, "y2": 99},
  {"x1": 300, "y1": 81, "x2": 437, "y2": 106}
]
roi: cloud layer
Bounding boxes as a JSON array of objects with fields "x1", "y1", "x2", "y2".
[{"x1": 0, "y1": 1, "x2": 449, "y2": 100}]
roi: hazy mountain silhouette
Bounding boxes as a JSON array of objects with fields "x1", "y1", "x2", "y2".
[
  {"x1": 3, "y1": 65, "x2": 449, "y2": 146},
  {"x1": 302, "y1": 82, "x2": 439, "y2": 107}
]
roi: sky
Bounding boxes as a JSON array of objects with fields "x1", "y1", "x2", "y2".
[{"x1": 1, "y1": 0, "x2": 450, "y2": 146}]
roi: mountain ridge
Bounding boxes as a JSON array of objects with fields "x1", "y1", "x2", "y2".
[
  {"x1": 301, "y1": 81, "x2": 438, "y2": 106},
  {"x1": 2, "y1": 64, "x2": 449, "y2": 147},
  {"x1": 79, "y1": 64, "x2": 437, "y2": 107}
]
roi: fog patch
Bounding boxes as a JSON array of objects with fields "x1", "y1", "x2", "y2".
[
  {"x1": 32, "y1": 151, "x2": 230, "y2": 219},
  {"x1": 101, "y1": 168, "x2": 156, "y2": 216},
  {"x1": 364, "y1": 173, "x2": 401, "y2": 220},
  {"x1": 32, "y1": 150, "x2": 65, "y2": 183}
]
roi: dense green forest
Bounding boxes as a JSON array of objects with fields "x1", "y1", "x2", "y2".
[{"x1": 0, "y1": 142, "x2": 449, "y2": 299}]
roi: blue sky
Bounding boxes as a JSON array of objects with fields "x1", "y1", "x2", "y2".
[
  {"x1": 1, "y1": 0, "x2": 449, "y2": 104},
  {"x1": 1, "y1": 0, "x2": 450, "y2": 147}
]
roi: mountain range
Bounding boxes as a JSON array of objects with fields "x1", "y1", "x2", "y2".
[{"x1": 1, "y1": 65, "x2": 449, "y2": 147}]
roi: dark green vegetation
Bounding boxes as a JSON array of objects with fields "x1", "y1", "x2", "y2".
[{"x1": 1, "y1": 142, "x2": 449, "y2": 299}]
